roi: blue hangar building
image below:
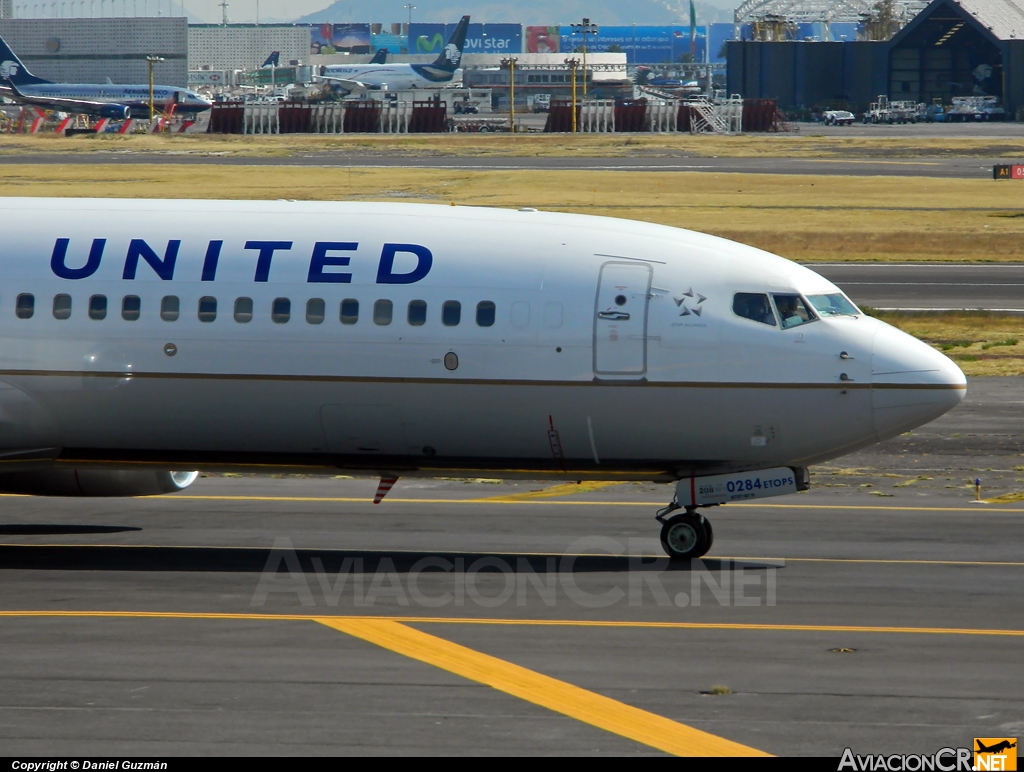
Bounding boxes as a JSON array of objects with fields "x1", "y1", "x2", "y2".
[{"x1": 726, "y1": 0, "x2": 1024, "y2": 116}]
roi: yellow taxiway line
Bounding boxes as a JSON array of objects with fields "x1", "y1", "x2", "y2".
[
  {"x1": 46, "y1": 492, "x2": 1022, "y2": 513},
  {"x1": 2, "y1": 610, "x2": 1023, "y2": 638},
  {"x1": 318, "y1": 616, "x2": 767, "y2": 757},
  {"x1": 0, "y1": 608, "x2": 765, "y2": 756}
]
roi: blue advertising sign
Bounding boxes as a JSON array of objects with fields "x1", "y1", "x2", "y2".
[
  {"x1": 709, "y1": 23, "x2": 735, "y2": 63},
  {"x1": 409, "y1": 23, "x2": 522, "y2": 55},
  {"x1": 306, "y1": 23, "x2": 371, "y2": 54},
  {"x1": 371, "y1": 32, "x2": 406, "y2": 54},
  {"x1": 559, "y1": 25, "x2": 707, "y2": 64}
]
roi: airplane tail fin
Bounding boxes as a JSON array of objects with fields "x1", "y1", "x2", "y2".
[
  {"x1": 261, "y1": 51, "x2": 280, "y2": 68},
  {"x1": 0, "y1": 35, "x2": 49, "y2": 85},
  {"x1": 429, "y1": 15, "x2": 469, "y2": 72},
  {"x1": 369, "y1": 48, "x2": 388, "y2": 64}
]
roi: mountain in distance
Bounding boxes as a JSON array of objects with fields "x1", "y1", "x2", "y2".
[{"x1": 294, "y1": 0, "x2": 736, "y2": 26}]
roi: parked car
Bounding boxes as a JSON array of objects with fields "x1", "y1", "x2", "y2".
[{"x1": 822, "y1": 109, "x2": 855, "y2": 126}]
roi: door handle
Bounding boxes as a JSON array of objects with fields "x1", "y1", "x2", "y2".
[{"x1": 598, "y1": 311, "x2": 630, "y2": 321}]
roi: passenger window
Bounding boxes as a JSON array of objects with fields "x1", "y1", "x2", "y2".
[
  {"x1": 198, "y1": 296, "x2": 217, "y2": 323},
  {"x1": 476, "y1": 301, "x2": 496, "y2": 327},
  {"x1": 89, "y1": 294, "x2": 107, "y2": 320},
  {"x1": 772, "y1": 293, "x2": 816, "y2": 330},
  {"x1": 272, "y1": 297, "x2": 291, "y2": 324},
  {"x1": 52, "y1": 294, "x2": 71, "y2": 320},
  {"x1": 16, "y1": 293, "x2": 34, "y2": 319},
  {"x1": 340, "y1": 298, "x2": 359, "y2": 325},
  {"x1": 374, "y1": 299, "x2": 393, "y2": 326},
  {"x1": 442, "y1": 300, "x2": 461, "y2": 327},
  {"x1": 408, "y1": 300, "x2": 427, "y2": 326},
  {"x1": 121, "y1": 295, "x2": 141, "y2": 321},
  {"x1": 234, "y1": 297, "x2": 253, "y2": 323},
  {"x1": 160, "y1": 295, "x2": 179, "y2": 322},
  {"x1": 733, "y1": 293, "x2": 776, "y2": 327},
  {"x1": 306, "y1": 298, "x2": 325, "y2": 325},
  {"x1": 511, "y1": 301, "x2": 530, "y2": 328},
  {"x1": 543, "y1": 302, "x2": 563, "y2": 328}
]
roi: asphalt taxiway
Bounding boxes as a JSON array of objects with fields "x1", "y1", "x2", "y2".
[
  {"x1": 808, "y1": 263, "x2": 1024, "y2": 311},
  {"x1": 1, "y1": 377, "x2": 1022, "y2": 756},
  {"x1": 0, "y1": 152, "x2": 1014, "y2": 178}
]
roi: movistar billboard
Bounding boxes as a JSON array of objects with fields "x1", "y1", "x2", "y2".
[
  {"x1": 409, "y1": 23, "x2": 522, "y2": 54},
  {"x1": 559, "y1": 25, "x2": 708, "y2": 64}
]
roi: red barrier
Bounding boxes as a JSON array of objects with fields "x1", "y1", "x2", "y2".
[
  {"x1": 613, "y1": 99, "x2": 647, "y2": 132},
  {"x1": 742, "y1": 99, "x2": 792, "y2": 132},
  {"x1": 343, "y1": 101, "x2": 380, "y2": 133},
  {"x1": 409, "y1": 101, "x2": 447, "y2": 133},
  {"x1": 207, "y1": 102, "x2": 244, "y2": 134},
  {"x1": 278, "y1": 102, "x2": 312, "y2": 134},
  {"x1": 544, "y1": 99, "x2": 580, "y2": 132}
]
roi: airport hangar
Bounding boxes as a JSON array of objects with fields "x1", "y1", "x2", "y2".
[{"x1": 726, "y1": 0, "x2": 1024, "y2": 117}]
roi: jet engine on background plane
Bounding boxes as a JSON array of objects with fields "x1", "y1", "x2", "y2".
[
  {"x1": 0, "y1": 469, "x2": 199, "y2": 497},
  {"x1": 100, "y1": 104, "x2": 131, "y2": 120}
]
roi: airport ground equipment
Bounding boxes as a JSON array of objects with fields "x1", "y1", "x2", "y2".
[
  {"x1": 863, "y1": 95, "x2": 923, "y2": 124},
  {"x1": 949, "y1": 96, "x2": 1006, "y2": 121}
]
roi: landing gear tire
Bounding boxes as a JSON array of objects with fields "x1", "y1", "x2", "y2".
[{"x1": 659, "y1": 511, "x2": 712, "y2": 560}]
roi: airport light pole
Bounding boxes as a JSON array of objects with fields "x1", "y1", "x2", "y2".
[
  {"x1": 564, "y1": 56, "x2": 579, "y2": 132},
  {"x1": 500, "y1": 57, "x2": 517, "y2": 133},
  {"x1": 570, "y1": 18, "x2": 598, "y2": 98},
  {"x1": 146, "y1": 54, "x2": 163, "y2": 122},
  {"x1": 404, "y1": 3, "x2": 414, "y2": 27}
]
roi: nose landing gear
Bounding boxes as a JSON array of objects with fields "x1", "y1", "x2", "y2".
[{"x1": 656, "y1": 502, "x2": 714, "y2": 560}]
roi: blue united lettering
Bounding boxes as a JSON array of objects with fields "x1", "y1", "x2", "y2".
[{"x1": 48, "y1": 238, "x2": 433, "y2": 284}]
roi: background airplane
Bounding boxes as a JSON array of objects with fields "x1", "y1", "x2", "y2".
[
  {"x1": 0, "y1": 35, "x2": 211, "y2": 117},
  {"x1": 319, "y1": 16, "x2": 467, "y2": 91}
]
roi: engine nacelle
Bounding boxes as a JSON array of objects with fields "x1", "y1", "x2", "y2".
[
  {"x1": 100, "y1": 103, "x2": 130, "y2": 120},
  {"x1": 0, "y1": 469, "x2": 199, "y2": 497}
]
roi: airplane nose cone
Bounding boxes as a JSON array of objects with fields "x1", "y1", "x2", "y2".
[{"x1": 871, "y1": 322, "x2": 966, "y2": 441}]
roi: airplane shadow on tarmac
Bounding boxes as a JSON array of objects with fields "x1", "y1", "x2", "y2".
[
  {"x1": 0, "y1": 525, "x2": 142, "y2": 535},
  {"x1": 0, "y1": 543, "x2": 782, "y2": 574}
]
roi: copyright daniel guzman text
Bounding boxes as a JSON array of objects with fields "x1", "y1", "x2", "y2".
[{"x1": 12, "y1": 763, "x2": 168, "y2": 771}]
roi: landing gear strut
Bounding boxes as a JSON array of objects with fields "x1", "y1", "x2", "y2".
[{"x1": 656, "y1": 501, "x2": 714, "y2": 560}]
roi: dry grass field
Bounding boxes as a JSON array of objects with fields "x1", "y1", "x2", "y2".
[
  {"x1": 0, "y1": 163, "x2": 1020, "y2": 264},
  {"x1": 2, "y1": 131, "x2": 1024, "y2": 159},
  {"x1": 871, "y1": 312, "x2": 1024, "y2": 376}
]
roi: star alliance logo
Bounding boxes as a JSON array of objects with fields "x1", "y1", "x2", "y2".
[{"x1": 674, "y1": 287, "x2": 706, "y2": 317}]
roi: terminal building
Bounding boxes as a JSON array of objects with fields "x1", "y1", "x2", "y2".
[
  {"x1": 726, "y1": 0, "x2": 1024, "y2": 116},
  {"x1": 0, "y1": 17, "x2": 186, "y2": 86},
  {"x1": 187, "y1": 24, "x2": 310, "y2": 72}
]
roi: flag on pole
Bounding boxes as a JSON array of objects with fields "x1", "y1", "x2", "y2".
[{"x1": 690, "y1": 0, "x2": 697, "y2": 56}]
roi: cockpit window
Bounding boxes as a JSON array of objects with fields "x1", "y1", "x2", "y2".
[
  {"x1": 772, "y1": 293, "x2": 817, "y2": 329},
  {"x1": 807, "y1": 293, "x2": 860, "y2": 318},
  {"x1": 732, "y1": 293, "x2": 776, "y2": 326}
]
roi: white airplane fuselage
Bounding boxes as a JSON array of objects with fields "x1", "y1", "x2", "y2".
[
  {"x1": 0, "y1": 198, "x2": 965, "y2": 483},
  {"x1": 0, "y1": 83, "x2": 212, "y2": 113},
  {"x1": 320, "y1": 64, "x2": 462, "y2": 91}
]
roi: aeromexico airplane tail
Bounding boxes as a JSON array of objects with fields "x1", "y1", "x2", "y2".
[
  {"x1": 369, "y1": 48, "x2": 388, "y2": 64},
  {"x1": 261, "y1": 51, "x2": 281, "y2": 68},
  {"x1": 0, "y1": 34, "x2": 50, "y2": 85},
  {"x1": 429, "y1": 15, "x2": 469, "y2": 72}
]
